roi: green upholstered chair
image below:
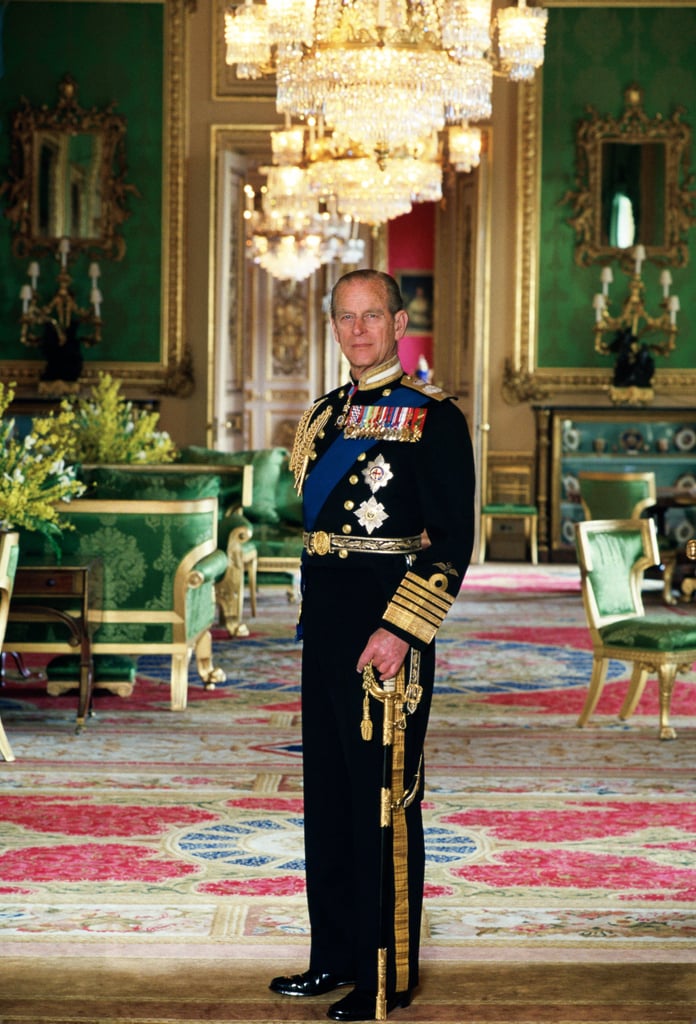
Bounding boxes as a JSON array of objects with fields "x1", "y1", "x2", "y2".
[
  {"x1": 479, "y1": 461, "x2": 538, "y2": 565},
  {"x1": 574, "y1": 517, "x2": 696, "y2": 740},
  {"x1": 0, "y1": 531, "x2": 20, "y2": 761},
  {"x1": 577, "y1": 470, "x2": 678, "y2": 604},
  {"x1": 180, "y1": 446, "x2": 303, "y2": 604},
  {"x1": 5, "y1": 471, "x2": 228, "y2": 712},
  {"x1": 577, "y1": 469, "x2": 657, "y2": 520}
]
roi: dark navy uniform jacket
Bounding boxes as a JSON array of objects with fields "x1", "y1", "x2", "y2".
[{"x1": 291, "y1": 355, "x2": 476, "y2": 650}]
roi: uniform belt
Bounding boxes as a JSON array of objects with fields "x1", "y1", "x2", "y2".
[{"x1": 303, "y1": 531, "x2": 422, "y2": 557}]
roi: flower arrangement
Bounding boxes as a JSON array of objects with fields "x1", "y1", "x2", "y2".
[
  {"x1": 57, "y1": 372, "x2": 177, "y2": 466},
  {"x1": 0, "y1": 381, "x2": 86, "y2": 538}
]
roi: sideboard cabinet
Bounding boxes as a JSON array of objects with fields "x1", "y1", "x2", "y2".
[{"x1": 533, "y1": 405, "x2": 696, "y2": 560}]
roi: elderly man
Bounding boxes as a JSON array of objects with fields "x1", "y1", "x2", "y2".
[{"x1": 270, "y1": 269, "x2": 476, "y2": 1021}]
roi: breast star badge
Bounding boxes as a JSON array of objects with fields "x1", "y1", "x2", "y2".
[
  {"x1": 361, "y1": 453, "x2": 393, "y2": 494},
  {"x1": 355, "y1": 496, "x2": 389, "y2": 534}
]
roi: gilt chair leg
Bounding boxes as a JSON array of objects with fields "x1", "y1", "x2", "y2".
[
  {"x1": 170, "y1": 651, "x2": 191, "y2": 712},
  {"x1": 247, "y1": 552, "x2": 258, "y2": 618},
  {"x1": 194, "y1": 630, "x2": 226, "y2": 691},
  {"x1": 656, "y1": 662, "x2": 678, "y2": 740},
  {"x1": 0, "y1": 716, "x2": 15, "y2": 762},
  {"x1": 619, "y1": 663, "x2": 649, "y2": 722},
  {"x1": 577, "y1": 656, "x2": 610, "y2": 728}
]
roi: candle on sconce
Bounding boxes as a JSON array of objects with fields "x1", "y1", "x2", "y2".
[
  {"x1": 592, "y1": 293, "x2": 605, "y2": 323},
  {"x1": 20, "y1": 284, "x2": 32, "y2": 314},
  {"x1": 91, "y1": 287, "x2": 103, "y2": 319},
  {"x1": 600, "y1": 266, "x2": 613, "y2": 296},
  {"x1": 88, "y1": 262, "x2": 101, "y2": 283},
  {"x1": 632, "y1": 243, "x2": 646, "y2": 276},
  {"x1": 58, "y1": 237, "x2": 70, "y2": 268},
  {"x1": 28, "y1": 261, "x2": 40, "y2": 290},
  {"x1": 659, "y1": 269, "x2": 672, "y2": 298},
  {"x1": 668, "y1": 295, "x2": 680, "y2": 325}
]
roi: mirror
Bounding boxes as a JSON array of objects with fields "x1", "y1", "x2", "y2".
[
  {"x1": 564, "y1": 84, "x2": 696, "y2": 269},
  {"x1": 2, "y1": 74, "x2": 137, "y2": 260}
]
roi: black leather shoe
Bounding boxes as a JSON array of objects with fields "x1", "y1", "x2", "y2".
[
  {"x1": 269, "y1": 970, "x2": 356, "y2": 997},
  {"x1": 327, "y1": 988, "x2": 412, "y2": 1021}
]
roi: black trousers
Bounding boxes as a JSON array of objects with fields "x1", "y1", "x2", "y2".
[{"x1": 300, "y1": 561, "x2": 434, "y2": 993}]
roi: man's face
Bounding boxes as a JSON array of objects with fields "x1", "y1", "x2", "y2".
[{"x1": 331, "y1": 278, "x2": 408, "y2": 379}]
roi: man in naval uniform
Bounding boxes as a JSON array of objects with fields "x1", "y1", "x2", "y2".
[{"x1": 270, "y1": 269, "x2": 475, "y2": 1021}]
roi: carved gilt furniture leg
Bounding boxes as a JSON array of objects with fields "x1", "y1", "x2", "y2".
[
  {"x1": 657, "y1": 663, "x2": 678, "y2": 741},
  {"x1": 0, "y1": 717, "x2": 15, "y2": 762},
  {"x1": 577, "y1": 656, "x2": 610, "y2": 728},
  {"x1": 618, "y1": 663, "x2": 649, "y2": 722},
  {"x1": 194, "y1": 629, "x2": 226, "y2": 691}
]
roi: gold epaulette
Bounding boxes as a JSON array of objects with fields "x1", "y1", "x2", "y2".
[{"x1": 400, "y1": 375, "x2": 456, "y2": 402}]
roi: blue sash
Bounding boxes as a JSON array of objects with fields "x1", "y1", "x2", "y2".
[{"x1": 303, "y1": 385, "x2": 428, "y2": 531}]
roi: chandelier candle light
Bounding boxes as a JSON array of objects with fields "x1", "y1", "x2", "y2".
[{"x1": 244, "y1": 123, "x2": 366, "y2": 281}]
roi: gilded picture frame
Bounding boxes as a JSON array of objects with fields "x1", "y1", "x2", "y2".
[
  {"x1": 0, "y1": 0, "x2": 192, "y2": 398},
  {"x1": 504, "y1": 0, "x2": 696, "y2": 405}
]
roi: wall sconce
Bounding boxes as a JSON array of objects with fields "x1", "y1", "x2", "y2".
[
  {"x1": 591, "y1": 245, "x2": 679, "y2": 402},
  {"x1": 18, "y1": 237, "x2": 103, "y2": 391}
]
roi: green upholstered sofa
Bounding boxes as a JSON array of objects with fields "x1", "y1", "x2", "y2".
[
  {"x1": 179, "y1": 446, "x2": 304, "y2": 604},
  {"x1": 4, "y1": 468, "x2": 229, "y2": 712}
]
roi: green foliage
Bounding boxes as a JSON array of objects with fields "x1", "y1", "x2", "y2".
[
  {"x1": 58, "y1": 372, "x2": 177, "y2": 466},
  {"x1": 0, "y1": 382, "x2": 86, "y2": 536}
]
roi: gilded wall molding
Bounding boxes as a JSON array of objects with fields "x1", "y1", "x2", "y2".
[
  {"x1": 0, "y1": 0, "x2": 192, "y2": 398},
  {"x1": 508, "y1": 23, "x2": 696, "y2": 407}
]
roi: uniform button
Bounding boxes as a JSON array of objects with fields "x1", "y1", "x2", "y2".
[
  {"x1": 344, "y1": 500, "x2": 355, "y2": 511},
  {"x1": 349, "y1": 474, "x2": 359, "y2": 485},
  {"x1": 310, "y1": 451, "x2": 317, "y2": 461},
  {"x1": 342, "y1": 524, "x2": 352, "y2": 534},
  {"x1": 339, "y1": 389, "x2": 346, "y2": 398},
  {"x1": 357, "y1": 452, "x2": 367, "y2": 462},
  {"x1": 383, "y1": 388, "x2": 392, "y2": 396},
  {"x1": 318, "y1": 430, "x2": 325, "y2": 439},
  {"x1": 338, "y1": 549, "x2": 348, "y2": 559}
]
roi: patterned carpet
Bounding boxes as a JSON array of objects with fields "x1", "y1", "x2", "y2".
[{"x1": 1, "y1": 562, "x2": 696, "y2": 981}]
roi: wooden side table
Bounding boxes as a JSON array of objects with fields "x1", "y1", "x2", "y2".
[{"x1": 4, "y1": 558, "x2": 102, "y2": 731}]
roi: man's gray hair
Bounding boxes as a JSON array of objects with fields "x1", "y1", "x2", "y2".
[{"x1": 330, "y1": 270, "x2": 405, "y2": 318}]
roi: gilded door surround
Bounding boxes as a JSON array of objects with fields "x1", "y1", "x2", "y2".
[{"x1": 504, "y1": 0, "x2": 696, "y2": 406}]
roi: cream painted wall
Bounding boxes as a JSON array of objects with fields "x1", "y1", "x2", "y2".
[{"x1": 160, "y1": 0, "x2": 538, "y2": 463}]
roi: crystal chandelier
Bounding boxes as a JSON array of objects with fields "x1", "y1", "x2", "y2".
[
  {"x1": 225, "y1": 0, "x2": 547, "y2": 159},
  {"x1": 307, "y1": 131, "x2": 442, "y2": 226},
  {"x1": 243, "y1": 125, "x2": 366, "y2": 281}
]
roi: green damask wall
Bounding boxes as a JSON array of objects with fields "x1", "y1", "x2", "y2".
[
  {"x1": 539, "y1": 6, "x2": 696, "y2": 371},
  {"x1": 0, "y1": 1, "x2": 164, "y2": 367}
]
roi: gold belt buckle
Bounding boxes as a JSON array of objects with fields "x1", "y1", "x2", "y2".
[{"x1": 311, "y1": 530, "x2": 331, "y2": 556}]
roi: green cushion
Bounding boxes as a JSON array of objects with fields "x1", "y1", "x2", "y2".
[
  {"x1": 583, "y1": 529, "x2": 646, "y2": 617},
  {"x1": 81, "y1": 467, "x2": 220, "y2": 501},
  {"x1": 579, "y1": 477, "x2": 653, "y2": 519},
  {"x1": 179, "y1": 446, "x2": 288, "y2": 525},
  {"x1": 275, "y1": 467, "x2": 303, "y2": 526},
  {"x1": 482, "y1": 503, "x2": 537, "y2": 515},
  {"x1": 253, "y1": 522, "x2": 304, "y2": 559},
  {"x1": 600, "y1": 615, "x2": 696, "y2": 651},
  {"x1": 47, "y1": 654, "x2": 137, "y2": 682}
]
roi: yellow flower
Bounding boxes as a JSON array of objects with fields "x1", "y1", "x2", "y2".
[
  {"x1": 54, "y1": 372, "x2": 177, "y2": 466},
  {"x1": 0, "y1": 382, "x2": 85, "y2": 537}
]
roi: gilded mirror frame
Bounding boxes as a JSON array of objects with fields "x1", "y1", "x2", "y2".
[
  {"x1": 0, "y1": 0, "x2": 192, "y2": 397},
  {"x1": 504, "y1": 0, "x2": 696, "y2": 404},
  {"x1": 565, "y1": 83, "x2": 696, "y2": 271},
  {"x1": 4, "y1": 74, "x2": 136, "y2": 261}
]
